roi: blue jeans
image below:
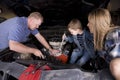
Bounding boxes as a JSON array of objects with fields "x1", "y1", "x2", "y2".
[{"x1": 70, "y1": 48, "x2": 91, "y2": 66}]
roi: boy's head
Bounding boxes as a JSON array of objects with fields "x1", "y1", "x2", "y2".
[{"x1": 68, "y1": 19, "x2": 83, "y2": 35}]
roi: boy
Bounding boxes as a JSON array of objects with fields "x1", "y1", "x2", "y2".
[{"x1": 63, "y1": 19, "x2": 95, "y2": 66}]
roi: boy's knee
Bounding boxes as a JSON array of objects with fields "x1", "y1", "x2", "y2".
[{"x1": 77, "y1": 58, "x2": 87, "y2": 66}]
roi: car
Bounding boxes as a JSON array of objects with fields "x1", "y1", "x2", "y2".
[{"x1": 0, "y1": 0, "x2": 119, "y2": 80}]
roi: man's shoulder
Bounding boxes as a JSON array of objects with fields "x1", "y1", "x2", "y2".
[
  {"x1": 17, "y1": 17, "x2": 27, "y2": 22},
  {"x1": 10, "y1": 16, "x2": 27, "y2": 21}
]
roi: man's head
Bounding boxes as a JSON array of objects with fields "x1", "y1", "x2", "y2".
[
  {"x1": 28, "y1": 12, "x2": 43, "y2": 30},
  {"x1": 68, "y1": 19, "x2": 83, "y2": 35}
]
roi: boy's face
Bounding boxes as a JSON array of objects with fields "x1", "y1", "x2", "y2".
[{"x1": 68, "y1": 28, "x2": 79, "y2": 35}]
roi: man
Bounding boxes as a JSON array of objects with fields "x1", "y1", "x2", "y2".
[{"x1": 0, "y1": 12, "x2": 58, "y2": 59}]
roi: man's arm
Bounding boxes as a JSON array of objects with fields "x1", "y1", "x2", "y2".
[
  {"x1": 35, "y1": 33, "x2": 60, "y2": 55},
  {"x1": 9, "y1": 40, "x2": 44, "y2": 58},
  {"x1": 35, "y1": 33, "x2": 52, "y2": 51}
]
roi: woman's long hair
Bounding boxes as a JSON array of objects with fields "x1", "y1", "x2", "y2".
[{"x1": 88, "y1": 8, "x2": 113, "y2": 51}]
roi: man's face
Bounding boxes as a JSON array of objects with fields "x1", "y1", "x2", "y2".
[{"x1": 29, "y1": 18, "x2": 42, "y2": 30}]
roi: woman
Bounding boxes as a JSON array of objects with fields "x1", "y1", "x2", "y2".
[{"x1": 87, "y1": 8, "x2": 120, "y2": 80}]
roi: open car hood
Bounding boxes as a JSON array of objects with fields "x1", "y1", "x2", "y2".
[{"x1": 1, "y1": 0, "x2": 110, "y2": 26}]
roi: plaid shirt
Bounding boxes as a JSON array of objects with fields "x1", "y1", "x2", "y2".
[{"x1": 104, "y1": 27, "x2": 120, "y2": 62}]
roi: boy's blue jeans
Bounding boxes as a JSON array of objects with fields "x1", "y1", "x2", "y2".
[{"x1": 70, "y1": 48, "x2": 91, "y2": 66}]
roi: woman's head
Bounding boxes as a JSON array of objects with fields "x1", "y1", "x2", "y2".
[
  {"x1": 68, "y1": 19, "x2": 83, "y2": 35},
  {"x1": 28, "y1": 12, "x2": 43, "y2": 30},
  {"x1": 87, "y1": 8, "x2": 112, "y2": 50},
  {"x1": 88, "y1": 8, "x2": 111, "y2": 33}
]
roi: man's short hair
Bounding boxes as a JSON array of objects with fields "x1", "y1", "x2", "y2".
[{"x1": 28, "y1": 12, "x2": 43, "y2": 21}]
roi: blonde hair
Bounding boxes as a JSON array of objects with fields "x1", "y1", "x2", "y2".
[
  {"x1": 68, "y1": 19, "x2": 83, "y2": 30},
  {"x1": 28, "y1": 12, "x2": 43, "y2": 22},
  {"x1": 88, "y1": 8, "x2": 113, "y2": 50}
]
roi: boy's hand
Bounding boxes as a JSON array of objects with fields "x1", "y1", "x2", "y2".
[{"x1": 62, "y1": 33, "x2": 66, "y2": 40}]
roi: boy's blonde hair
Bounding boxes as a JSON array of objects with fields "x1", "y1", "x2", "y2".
[
  {"x1": 68, "y1": 19, "x2": 83, "y2": 30},
  {"x1": 28, "y1": 12, "x2": 43, "y2": 22}
]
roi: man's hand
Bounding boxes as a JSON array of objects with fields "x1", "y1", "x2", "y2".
[
  {"x1": 34, "y1": 49, "x2": 45, "y2": 59},
  {"x1": 9, "y1": 40, "x2": 45, "y2": 59},
  {"x1": 49, "y1": 49, "x2": 60, "y2": 55}
]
